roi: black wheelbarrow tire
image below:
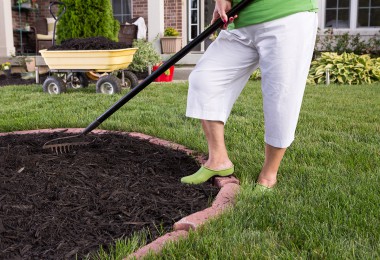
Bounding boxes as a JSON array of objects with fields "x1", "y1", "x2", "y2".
[
  {"x1": 122, "y1": 70, "x2": 139, "y2": 89},
  {"x1": 96, "y1": 74, "x2": 122, "y2": 94},
  {"x1": 67, "y1": 72, "x2": 89, "y2": 89},
  {"x1": 42, "y1": 76, "x2": 67, "y2": 94}
]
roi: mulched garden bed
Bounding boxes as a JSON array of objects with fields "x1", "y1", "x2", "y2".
[
  {"x1": 0, "y1": 73, "x2": 48, "y2": 88},
  {"x1": 0, "y1": 132, "x2": 218, "y2": 259}
]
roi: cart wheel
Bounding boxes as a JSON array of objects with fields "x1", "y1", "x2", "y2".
[
  {"x1": 96, "y1": 75, "x2": 122, "y2": 94},
  {"x1": 67, "y1": 72, "x2": 89, "y2": 89},
  {"x1": 42, "y1": 76, "x2": 67, "y2": 94},
  {"x1": 122, "y1": 70, "x2": 139, "y2": 89}
]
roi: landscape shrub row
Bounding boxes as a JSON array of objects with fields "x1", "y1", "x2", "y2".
[{"x1": 250, "y1": 30, "x2": 380, "y2": 85}]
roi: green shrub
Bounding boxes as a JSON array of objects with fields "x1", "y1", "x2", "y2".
[
  {"x1": 308, "y1": 52, "x2": 380, "y2": 85},
  {"x1": 315, "y1": 28, "x2": 380, "y2": 57},
  {"x1": 164, "y1": 27, "x2": 180, "y2": 37},
  {"x1": 56, "y1": 0, "x2": 120, "y2": 43},
  {"x1": 128, "y1": 39, "x2": 161, "y2": 72}
]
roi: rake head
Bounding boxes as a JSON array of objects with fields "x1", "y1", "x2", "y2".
[{"x1": 42, "y1": 134, "x2": 93, "y2": 154}]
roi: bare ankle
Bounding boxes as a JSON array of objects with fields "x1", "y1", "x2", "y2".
[
  {"x1": 257, "y1": 174, "x2": 277, "y2": 188},
  {"x1": 204, "y1": 160, "x2": 233, "y2": 171}
]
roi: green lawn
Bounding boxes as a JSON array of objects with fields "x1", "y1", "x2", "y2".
[{"x1": 1, "y1": 81, "x2": 379, "y2": 259}]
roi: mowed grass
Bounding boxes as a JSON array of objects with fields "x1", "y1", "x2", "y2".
[{"x1": 1, "y1": 81, "x2": 379, "y2": 259}]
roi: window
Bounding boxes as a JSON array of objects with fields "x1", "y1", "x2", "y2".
[
  {"x1": 188, "y1": 0, "x2": 199, "y2": 41},
  {"x1": 325, "y1": 0, "x2": 350, "y2": 28},
  {"x1": 357, "y1": 0, "x2": 380, "y2": 27},
  {"x1": 112, "y1": 0, "x2": 132, "y2": 24}
]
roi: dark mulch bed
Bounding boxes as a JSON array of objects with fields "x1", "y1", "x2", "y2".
[
  {"x1": 0, "y1": 73, "x2": 48, "y2": 87},
  {"x1": 0, "y1": 132, "x2": 218, "y2": 259}
]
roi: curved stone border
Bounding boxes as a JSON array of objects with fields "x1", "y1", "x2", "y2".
[{"x1": 0, "y1": 128, "x2": 240, "y2": 259}]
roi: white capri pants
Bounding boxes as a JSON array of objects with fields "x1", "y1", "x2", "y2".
[{"x1": 186, "y1": 11, "x2": 318, "y2": 148}]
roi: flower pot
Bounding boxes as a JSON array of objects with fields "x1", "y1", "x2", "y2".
[
  {"x1": 25, "y1": 57, "x2": 36, "y2": 72},
  {"x1": 160, "y1": 37, "x2": 182, "y2": 54},
  {"x1": 152, "y1": 65, "x2": 175, "y2": 82}
]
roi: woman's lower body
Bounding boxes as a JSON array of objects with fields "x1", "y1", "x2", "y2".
[{"x1": 182, "y1": 12, "x2": 318, "y2": 188}]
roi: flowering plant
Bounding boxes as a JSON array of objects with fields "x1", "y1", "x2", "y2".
[
  {"x1": 1, "y1": 62, "x2": 11, "y2": 71},
  {"x1": 155, "y1": 62, "x2": 171, "y2": 76}
]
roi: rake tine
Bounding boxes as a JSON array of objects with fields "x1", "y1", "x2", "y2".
[{"x1": 42, "y1": 133, "x2": 95, "y2": 154}]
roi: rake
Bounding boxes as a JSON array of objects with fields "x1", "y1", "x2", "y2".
[{"x1": 43, "y1": 0, "x2": 254, "y2": 154}]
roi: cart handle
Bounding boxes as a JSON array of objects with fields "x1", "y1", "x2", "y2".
[{"x1": 49, "y1": 1, "x2": 66, "y2": 46}]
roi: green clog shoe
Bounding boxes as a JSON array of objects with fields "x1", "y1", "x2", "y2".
[
  {"x1": 181, "y1": 165, "x2": 234, "y2": 185},
  {"x1": 252, "y1": 183, "x2": 273, "y2": 197}
]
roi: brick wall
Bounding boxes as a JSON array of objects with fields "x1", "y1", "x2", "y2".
[
  {"x1": 164, "y1": 0, "x2": 182, "y2": 35},
  {"x1": 133, "y1": 0, "x2": 148, "y2": 24}
]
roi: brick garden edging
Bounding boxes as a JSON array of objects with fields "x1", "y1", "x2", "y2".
[{"x1": 0, "y1": 128, "x2": 241, "y2": 259}]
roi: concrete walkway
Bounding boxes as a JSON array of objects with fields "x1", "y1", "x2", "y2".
[{"x1": 173, "y1": 66, "x2": 193, "y2": 81}]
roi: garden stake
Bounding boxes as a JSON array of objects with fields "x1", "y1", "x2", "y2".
[{"x1": 43, "y1": 0, "x2": 255, "y2": 153}]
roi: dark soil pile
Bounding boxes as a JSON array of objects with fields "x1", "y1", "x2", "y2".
[
  {"x1": 0, "y1": 132, "x2": 218, "y2": 259},
  {"x1": 48, "y1": 36, "x2": 133, "y2": 51},
  {"x1": 0, "y1": 73, "x2": 48, "y2": 87}
]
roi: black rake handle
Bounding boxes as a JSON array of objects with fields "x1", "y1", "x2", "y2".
[{"x1": 82, "y1": 0, "x2": 254, "y2": 135}]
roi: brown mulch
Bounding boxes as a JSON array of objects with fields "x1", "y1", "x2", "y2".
[
  {"x1": 0, "y1": 132, "x2": 218, "y2": 259},
  {"x1": 0, "y1": 73, "x2": 48, "y2": 87}
]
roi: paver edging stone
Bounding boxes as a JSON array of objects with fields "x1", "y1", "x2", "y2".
[{"x1": 0, "y1": 128, "x2": 241, "y2": 259}]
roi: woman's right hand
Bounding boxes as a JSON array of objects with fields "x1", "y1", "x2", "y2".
[{"x1": 212, "y1": 0, "x2": 237, "y2": 30}]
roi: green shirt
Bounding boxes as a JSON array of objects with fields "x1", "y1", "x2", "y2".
[{"x1": 232, "y1": 0, "x2": 318, "y2": 28}]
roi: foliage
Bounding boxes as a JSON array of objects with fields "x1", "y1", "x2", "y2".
[
  {"x1": 164, "y1": 27, "x2": 180, "y2": 37},
  {"x1": 56, "y1": 0, "x2": 120, "y2": 43},
  {"x1": 308, "y1": 52, "x2": 380, "y2": 85},
  {"x1": 17, "y1": 0, "x2": 29, "y2": 4},
  {"x1": 249, "y1": 68, "x2": 261, "y2": 81},
  {"x1": 128, "y1": 39, "x2": 161, "y2": 72},
  {"x1": 205, "y1": 24, "x2": 219, "y2": 41},
  {"x1": 1, "y1": 62, "x2": 11, "y2": 71},
  {"x1": 315, "y1": 28, "x2": 380, "y2": 57}
]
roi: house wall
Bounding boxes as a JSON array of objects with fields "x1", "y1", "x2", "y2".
[
  {"x1": 0, "y1": 0, "x2": 15, "y2": 56},
  {"x1": 164, "y1": 0, "x2": 183, "y2": 35},
  {"x1": 132, "y1": 0, "x2": 183, "y2": 37},
  {"x1": 133, "y1": 0, "x2": 148, "y2": 24}
]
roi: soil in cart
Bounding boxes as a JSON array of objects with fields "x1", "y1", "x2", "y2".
[
  {"x1": 48, "y1": 36, "x2": 133, "y2": 50},
  {"x1": 0, "y1": 132, "x2": 218, "y2": 259}
]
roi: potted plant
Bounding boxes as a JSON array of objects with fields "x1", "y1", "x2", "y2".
[
  {"x1": 1, "y1": 62, "x2": 12, "y2": 77},
  {"x1": 129, "y1": 39, "x2": 161, "y2": 75},
  {"x1": 152, "y1": 62, "x2": 175, "y2": 82},
  {"x1": 160, "y1": 27, "x2": 182, "y2": 54}
]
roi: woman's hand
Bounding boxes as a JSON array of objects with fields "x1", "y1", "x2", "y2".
[{"x1": 212, "y1": 0, "x2": 237, "y2": 29}]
